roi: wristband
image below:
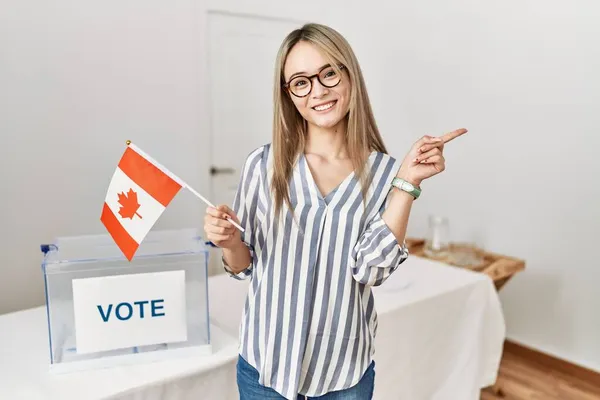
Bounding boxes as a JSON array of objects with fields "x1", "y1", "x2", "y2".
[{"x1": 391, "y1": 177, "x2": 421, "y2": 199}]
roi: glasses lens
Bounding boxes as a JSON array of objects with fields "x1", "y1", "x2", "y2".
[
  {"x1": 319, "y1": 66, "x2": 341, "y2": 88},
  {"x1": 289, "y1": 76, "x2": 312, "y2": 97}
]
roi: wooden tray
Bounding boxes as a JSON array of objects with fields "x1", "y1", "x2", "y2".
[{"x1": 405, "y1": 238, "x2": 525, "y2": 291}]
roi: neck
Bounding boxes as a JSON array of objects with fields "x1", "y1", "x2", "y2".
[{"x1": 304, "y1": 119, "x2": 348, "y2": 160}]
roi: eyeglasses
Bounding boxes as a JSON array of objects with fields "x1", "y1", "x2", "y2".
[{"x1": 283, "y1": 64, "x2": 345, "y2": 98}]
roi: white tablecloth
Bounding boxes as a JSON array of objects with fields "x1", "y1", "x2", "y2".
[
  {"x1": 0, "y1": 256, "x2": 504, "y2": 400},
  {"x1": 370, "y1": 257, "x2": 505, "y2": 399}
]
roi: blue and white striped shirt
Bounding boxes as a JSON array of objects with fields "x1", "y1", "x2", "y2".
[{"x1": 223, "y1": 144, "x2": 409, "y2": 399}]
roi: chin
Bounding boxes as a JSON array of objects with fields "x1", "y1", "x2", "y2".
[
  {"x1": 311, "y1": 117, "x2": 342, "y2": 129},
  {"x1": 307, "y1": 110, "x2": 347, "y2": 129}
]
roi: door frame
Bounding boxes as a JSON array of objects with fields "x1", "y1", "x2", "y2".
[{"x1": 204, "y1": 8, "x2": 306, "y2": 200}]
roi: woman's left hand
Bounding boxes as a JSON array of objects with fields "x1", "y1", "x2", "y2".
[{"x1": 397, "y1": 128, "x2": 468, "y2": 186}]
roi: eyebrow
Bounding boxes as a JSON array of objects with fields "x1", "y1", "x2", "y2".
[{"x1": 288, "y1": 63, "x2": 332, "y2": 81}]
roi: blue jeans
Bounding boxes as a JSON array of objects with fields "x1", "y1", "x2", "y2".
[{"x1": 236, "y1": 355, "x2": 375, "y2": 399}]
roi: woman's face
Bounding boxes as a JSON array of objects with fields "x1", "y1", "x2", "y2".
[{"x1": 283, "y1": 41, "x2": 351, "y2": 130}]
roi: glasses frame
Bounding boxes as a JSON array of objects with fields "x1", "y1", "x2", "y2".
[{"x1": 283, "y1": 64, "x2": 346, "y2": 98}]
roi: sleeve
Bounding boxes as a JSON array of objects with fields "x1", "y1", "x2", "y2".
[
  {"x1": 349, "y1": 194, "x2": 410, "y2": 287},
  {"x1": 222, "y1": 147, "x2": 263, "y2": 280}
]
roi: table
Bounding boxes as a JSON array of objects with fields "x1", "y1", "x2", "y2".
[
  {"x1": 406, "y1": 238, "x2": 526, "y2": 397},
  {"x1": 370, "y1": 257, "x2": 506, "y2": 399},
  {"x1": 0, "y1": 312, "x2": 240, "y2": 399},
  {"x1": 0, "y1": 256, "x2": 505, "y2": 400},
  {"x1": 406, "y1": 238, "x2": 526, "y2": 291}
]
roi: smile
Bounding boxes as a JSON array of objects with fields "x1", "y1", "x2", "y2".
[{"x1": 312, "y1": 100, "x2": 337, "y2": 112}]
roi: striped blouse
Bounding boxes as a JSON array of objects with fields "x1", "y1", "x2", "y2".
[{"x1": 222, "y1": 144, "x2": 409, "y2": 399}]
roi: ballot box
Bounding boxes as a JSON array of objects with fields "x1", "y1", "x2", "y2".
[{"x1": 40, "y1": 228, "x2": 212, "y2": 373}]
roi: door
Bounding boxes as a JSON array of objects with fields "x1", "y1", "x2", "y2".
[{"x1": 206, "y1": 11, "x2": 302, "y2": 275}]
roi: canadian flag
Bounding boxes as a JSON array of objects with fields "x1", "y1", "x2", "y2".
[{"x1": 101, "y1": 143, "x2": 183, "y2": 261}]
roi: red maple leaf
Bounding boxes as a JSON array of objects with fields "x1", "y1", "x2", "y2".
[{"x1": 117, "y1": 188, "x2": 142, "y2": 219}]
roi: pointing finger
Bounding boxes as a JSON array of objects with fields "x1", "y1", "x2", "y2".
[{"x1": 440, "y1": 128, "x2": 468, "y2": 144}]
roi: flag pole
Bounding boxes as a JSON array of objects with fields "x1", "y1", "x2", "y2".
[
  {"x1": 184, "y1": 185, "x2": 246, "y2": 233},
  {"x1": 125, "y1": 140, "x2": 245, "y2": 233}
]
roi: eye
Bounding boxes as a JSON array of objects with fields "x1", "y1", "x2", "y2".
[
  {"x1": 321, "y1": 68, "x2": 338, "y2": 80},
  {"x1": 293, "y1": 79, "x2": 308, "y2": 87}
]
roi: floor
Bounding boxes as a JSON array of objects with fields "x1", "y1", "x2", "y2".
[{"x1": 480, "y1": 349, "x2": 600, "y2": 400}]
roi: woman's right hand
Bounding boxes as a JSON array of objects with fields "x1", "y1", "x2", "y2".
[{"x1": 204, "y1": 205, "x2": 242, "y2": 249}]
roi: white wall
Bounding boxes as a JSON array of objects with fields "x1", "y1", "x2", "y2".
[{"x1": 1, "y1": 0, "x2": 599, "y2": 373}]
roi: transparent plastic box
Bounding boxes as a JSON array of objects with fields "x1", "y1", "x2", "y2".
[{"x1": 40, "y1": 228, "x2": 211, "y2": 373}]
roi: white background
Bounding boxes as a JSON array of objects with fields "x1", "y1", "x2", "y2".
[
  {"x1": 72, "y1": 270, "x2": 187, "y2": 354},
  {"x1": 1, "y1": 0, "x2": 599, "y2": 374}
]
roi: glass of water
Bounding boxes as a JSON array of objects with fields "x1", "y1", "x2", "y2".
[{"x1": 424, "y1": 215, "x2": 451, "y2": 258}]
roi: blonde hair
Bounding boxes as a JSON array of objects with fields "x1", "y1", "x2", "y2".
[{"x1": 271, "y1": 23, "x2": 389, "y2": 217}]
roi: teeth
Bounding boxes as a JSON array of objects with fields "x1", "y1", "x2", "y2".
[{"x1": 314, "y1": 101, "x2": 336, "y2": 111}]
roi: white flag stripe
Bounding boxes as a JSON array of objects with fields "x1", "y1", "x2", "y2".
[{"x1": 105, "y1": 167, "x2": 166, "y2": 244}]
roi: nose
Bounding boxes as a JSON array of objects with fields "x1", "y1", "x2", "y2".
[{"x1": 310, "y1": 76, "x2": 328, "y2": 98}]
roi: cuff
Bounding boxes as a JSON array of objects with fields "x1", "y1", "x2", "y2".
[
  {"x1": 369, "y1": 212, "x2": 410, "y2": 256},
  {"x1": 222, "y1": 241, "x2": 254, "y2": 280}
]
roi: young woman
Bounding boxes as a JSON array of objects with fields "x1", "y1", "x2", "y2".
[{"x1": 204, "y1": 23, "x2": 467, "y2": 400}]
